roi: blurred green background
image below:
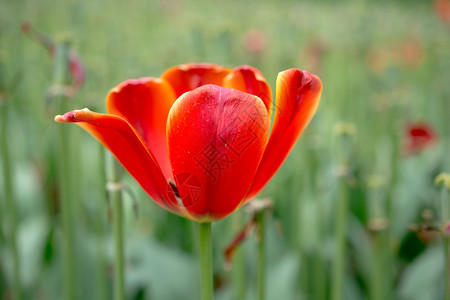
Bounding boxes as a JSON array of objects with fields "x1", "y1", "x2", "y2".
[{"x1": 1, "y1": 0, "x2": 449, "y2": 299}]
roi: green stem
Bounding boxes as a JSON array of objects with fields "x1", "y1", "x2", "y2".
[
  {"x1": 314, "y1": 196, "x2": 326, "y2": 300},
  {"x1": 54, "y1": 41, "x2": 75, "y2": 300},
  {"x1": 371, "y1": 230, "x2": 387, "y2": 300},
  {"x1": 444, "y1": 237, "x2": 450, "y2": 300},
  {"x1": 58, "y1": 113, "x2": 75, "y2": 300},
  {"x1": 232, "y1": 212, "x2": 246, "y2": 300},
  {"x1": 107, "y1": 156, "x2": 125, "y2": 300},
  {"x1": 96, "y1": 146, "x2": 109, "y2": 300},
  {"x1": 331, "y1": 174, "x2": 348, "y2": 300},
  {"x1": 256, "y1": 210, "x2": 266, "y2": 300},
  {"x1": 368, "y1": 182, "x2": 388, "y2": 300},
  {"x1": 314, "y1": 252, "x2": 326, "y2": 300},
  {"x1": 1, "y1": 101, "x2": 22, "y2": 300},
  {"x1": 441, "y1": 185, "x2": 450, "y2": 300},
  {"x1": 379, "y1": 107, "x2": 400, "y2": 300},
  {"x1": 198, "y1": 222, "x2": 213, "y2": 300}
]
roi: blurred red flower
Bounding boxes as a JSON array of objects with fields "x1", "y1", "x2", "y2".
[
  {"x1": 435, "y1": 0, "x2": 450, "y2": 24},
  {"x1": 243, "y1": 29, "x2": 268, "y2": 56},
  {"x1": 55, "y1": 63, "x2": 322, "y2": 222},
  {"x1": 404, "y1": 122, "x2": 437, "y2": 155},
  {"x1": 394, "y1": 39, "x2": 425, "y2": 69}
]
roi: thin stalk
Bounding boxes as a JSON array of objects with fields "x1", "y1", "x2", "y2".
[
  {"x1": 292, "y1": 182, "x2": 307, "y2": 296},
  {"x1": 292, "y1": 146, "x2": 307, "y2": 297},
  {"x1": 313, "y1": 252, "x2": 326, "y2": 300},
  {"x1": 53, "y1": 41, "x2": 75, "y2": 300},
  {"x1": 95, "y1": 146, "x2": 108, "y2": 300},
  {"x1": 198, "y1": 222, "x2": 213, "y2": 300},
  {"x1": 444, "y1": 237, "x2": 450, "y2": 300},
  {"x1": 1, "y1": 101, "x2": 22, "y2": 300},
  {"x1": 381, "y1": 106, "x2": 401, "y2": 300},
  {"x1": 371, "y1": 230, "x2": 387, "y2": 300},
  {"x1": 314, "y1": 196, "x2": 326, "y2": 300},
  {"x1": 107, "y1": 156, "x2": 125, "y2": 300},
  {"x1": 368, "y1": 179, "x2": 388, "y2": 300},
  {"x1": 232, "y1": 212, "x2": 246, "y2": 300},
  {"x1": 57, "y1": 107, "x2": 75, "y2": 300},
  {"x1": 440, "y1": 183, "x2": 450, "y2": 300},
  {"x1": 331, "y1": 125, "x2": 354, "y2": 300},
  {"x1": 331, "y1": 175, "x2": 348, "y2": 300},
  {"x1": 256, "y1": 209, "x2": 266, "y2": 300}
]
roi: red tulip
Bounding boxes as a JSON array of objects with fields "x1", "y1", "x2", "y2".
[
  {"x1": 435, "y1": 0, "x2": 450, "y2": 24},
  {"x1": 243, "y1": 29, "x2": 268, "y2": 56},
  {"x1": 55, "y1": 64, "x2": 322, "y2": 222},
  {"x1": 403, "y1": 122, "x2": 437, "y2": 156},
  {"x1": 394, "y1": 39, "x2": 425, "y2": 69}
]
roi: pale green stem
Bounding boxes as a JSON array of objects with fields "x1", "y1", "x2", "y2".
[
  {"x1": 441, "y1": 185, "x2": 450, "y2": 300},
  {"x1": 232, "y1": 212, "x2": 246, "y2": 300},
  {"x1": 314, "y1": 196, "x2": 326, "y2": 300},
  {"x1": 371, "y1": 230, "x2": 387, "y2": 300},
  {"x1": 331, "y1": 173, "x2": 348, "y2": 300},
  {"x1": 198, "y1": 222, "x2": 213, "y2": 300},
  {"x1": 107, "y1": 156, "x2": 125, "y2": 300},
  {"x1": 1, "y1": 101, "x2": 22, "y2": 300},
  {"x1": 256, "y1": 209, "x2": 266, "y2": 300},
  {"x1": 331, "y1": 128, "x2": 354, "y2": 300},
  {"x1": 368, "y1": 183, "x2": 387, "y2": 300},
  {"x1": 444, "y1": 237, "x2": 450, "y2": 300},
  {"x1": 95, "y1": 146, "x2": 108, "y2": 300},
  {"x1": 57, "y1": 111, "x2": 75, "y2": 300},
  {"x1": 54, "y1": 41, "x2": 75, "y2": 300}
]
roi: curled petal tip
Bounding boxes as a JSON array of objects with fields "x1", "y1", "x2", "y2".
[
  {"x1": 54, "y1": 114, "x2": 65, "y2": 122},
  {"x1": 54, "y1": 108, "x2": 91, "y2": 123}
]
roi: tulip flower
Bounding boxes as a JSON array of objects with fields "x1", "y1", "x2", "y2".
[
  {"x1": 435, "y1": 0, "x2": 450, "y2": 24},
  {"x1": 55, "y1": 63, "x2": 322, "y2": 222},
  {"x1": 403, "y1": 122, "x2": 437, "y2": 156},
  {"x1": 243, "y1": 29, "x2": 268, "y2": 56}
]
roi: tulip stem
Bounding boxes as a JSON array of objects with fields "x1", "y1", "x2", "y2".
[
  {"x1": 58, "y1": 113, "x2": 76, "y2": 300},
  {"x1": 107, "y1": 156, "x2": 125, "y2": 300},
  {"x1": 331, "y1": 173, "x2": 349, "y2": 300},
  {"x1": 198, "y1": 222, "x2": 213, "y2": 300},
  {"x1": 444, "y1": 236, "x2": 450, "y2": 300},
  {"x1": 314, "y1": 197, "x2": 327, "y2": 300},
  {"x1": 232, "y1": 212, "x2": 246, "y2": 300},
  {"x1": 54, "y1": 40, "x2": 76, "y2": 300},
  {"x1": 256, "y1": 209, "x2": 267, "y2": 300},
  {"x1": 439, "y1": 180, "x2": 450, "y2": 300},
  {"x1": 96, "y1": 146, "x2": 109, "y2": 300},
  {"x1": 368, "y1": 181, "x2": 389, "y2": 300},
  {"x1": 331, "y1": 125, "x2": 354, "y2": 300},
  {"x1": 1, "y1": 99, "x2": 23, "y2": 300},
  {"x1": 371, "y1": 229, "x2": 387, "y2": 300}
]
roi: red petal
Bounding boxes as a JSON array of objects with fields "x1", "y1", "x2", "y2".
[
  {"x1": 403, "y1": 122, "x2": 437, "y2": 155},
  {"x1": 106, "y1": 78, "x2": 176, "y2": 179},
  {"x1": 161, "y1": 63, "x2": 231, "y2": 97},
  {"x1": 54, "y1": 109, "x2": 184, "y2": 216},
  {"x1": 68, "y1": 51, "x2": 85, "y2": 90},
  {"x1": 167, "y1": 85, "x2": 270, "y2": 221},
  {"x1": 245, "y1": 69, "x2": 322, "y2": 201},
  {"x1": 223, "y1": 65, "x2": 272, "y2": 113}
]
